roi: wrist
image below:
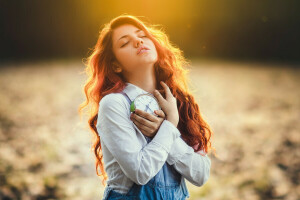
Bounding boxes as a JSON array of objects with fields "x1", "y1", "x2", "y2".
[{"x1": 166, "y1": 117, "x2": 179, "y2": 127}]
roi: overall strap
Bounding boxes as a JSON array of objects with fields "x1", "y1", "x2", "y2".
[{"x1": 120, "y1": 91, "x2": 132, "y2": 105}]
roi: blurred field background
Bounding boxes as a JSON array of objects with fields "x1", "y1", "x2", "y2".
[{"x1": 0, "y1": 0, "x2": 299, "y2": 200}]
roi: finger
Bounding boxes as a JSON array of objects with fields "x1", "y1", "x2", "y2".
[
  {"x1": 133, "y1": 119, "x2": 157, "y2": 138},
  {"x1": 153, "y1": 89, "x2": 166, "y2": 106},
  {"x1": 160, "y1": 81, "x2": 173, "y2": 100},
  {"x1": 132, "y1": 117, "x2": 152, "y2": 134},
  {"x1": 131, "y1": 112, "x2": 153, "y2": 128},
  {"x1": 135, "y1": 109, "x2": 158, "y2": 122},
  {"x1": 154, "y1": 109, "x2": 165, "y2": 118}
]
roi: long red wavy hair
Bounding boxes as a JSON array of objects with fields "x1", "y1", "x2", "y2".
[{"x1": 78, "y1": 14, "x2": 217, "y2": 186}]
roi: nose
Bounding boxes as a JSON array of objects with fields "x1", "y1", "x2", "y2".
[{"x1": 135, "y1": 37, "x2": 143, "y2": 48}]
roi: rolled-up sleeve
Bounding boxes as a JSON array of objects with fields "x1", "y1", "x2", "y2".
[
  {"x1": 166, "y1": 136, "x2": 212, "y2": 187},
  {"x1": 96, "y1": 93, "x2": 180, "y2": 185}
]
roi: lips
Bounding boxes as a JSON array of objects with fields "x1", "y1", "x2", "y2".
[{"x1": 137, "y1": 45, "x2": 150, "y2": 55}]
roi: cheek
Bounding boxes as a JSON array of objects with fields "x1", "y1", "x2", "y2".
[
  {"x1": 148, "y1": 45, "x2": 158, "y2": 61},
  {"x1": 115, "y1": 49, "x2": 136, "y2": 69},
  {"x1": 148, "y1": 42, "x2": 158, "y2": 58},
  {"x1": 116, "y1": 49, "x2": 131, "y2": 61}
]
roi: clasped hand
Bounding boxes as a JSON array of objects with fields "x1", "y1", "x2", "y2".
[
  {"x1": 130, "y1": 109, "x2": 165, "y2": 138},
  {"x1": 130, "y1": 81, "x2": 179, "y2": 138}
]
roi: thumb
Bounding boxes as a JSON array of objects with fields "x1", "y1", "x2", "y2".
[{"x1": 154, "y1": 109, "x2": 165, "y2": 118}]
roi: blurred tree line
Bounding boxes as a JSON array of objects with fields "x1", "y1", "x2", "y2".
[{"x1": 0, "y1": 0, "x2": 299, "y2": 64}]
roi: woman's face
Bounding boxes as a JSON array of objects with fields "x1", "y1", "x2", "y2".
[{"x1": 111, "y1": 24, "x2": 158, "y2": 74}]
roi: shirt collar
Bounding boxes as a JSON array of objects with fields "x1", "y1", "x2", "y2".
[{"x1": 122, "y1": 82, "x2": 150, "y2": 101}]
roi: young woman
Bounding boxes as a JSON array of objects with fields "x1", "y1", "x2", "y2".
[{"x1": 78, "y1": 14, "x2": 217, "y2": 199}]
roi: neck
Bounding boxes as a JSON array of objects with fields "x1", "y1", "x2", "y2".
[{"x1": 125, "y1": 66, "x2": 157, "y2": 94}]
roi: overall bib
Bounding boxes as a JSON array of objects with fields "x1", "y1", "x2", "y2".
[{"x1": 102, "y1": 92, "x2": 189, "y2": 200}]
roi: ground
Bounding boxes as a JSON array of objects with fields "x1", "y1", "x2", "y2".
[{"x1": 0, "y1": 59, "x2": 299, "y2": 200}]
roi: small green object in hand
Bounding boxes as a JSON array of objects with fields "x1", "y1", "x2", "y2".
[{"x1": 130, "y1": 101, "x2": 135, "y2": 112}]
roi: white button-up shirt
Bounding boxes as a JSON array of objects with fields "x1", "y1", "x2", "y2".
[{"x1": 96, "y1": 82, "x2": 211, "y2": 194}]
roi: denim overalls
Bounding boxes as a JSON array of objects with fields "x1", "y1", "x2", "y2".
[{"x1": 101, "y1": 92, "x2": 189, "y2": 200}]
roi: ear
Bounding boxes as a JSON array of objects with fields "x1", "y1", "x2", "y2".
[{"x1": 112, "y1": 61, "x2": 122, "y2": 73}]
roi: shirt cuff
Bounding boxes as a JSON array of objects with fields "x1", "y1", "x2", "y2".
[{"x1": 151, "y1": 119, "x2": 181, "y2": 153}]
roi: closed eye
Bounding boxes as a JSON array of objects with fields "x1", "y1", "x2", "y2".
[
  {"x1": 121, "y1": 42, "x2": 128, "y2": 47},
  {"x1": 120, "y1": 36, "x2": 147, "y2": 48}
]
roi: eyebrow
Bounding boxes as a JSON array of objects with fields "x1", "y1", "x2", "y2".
[{"x1": 118, "y1": 29, "x2": 143, "y2": 42}]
